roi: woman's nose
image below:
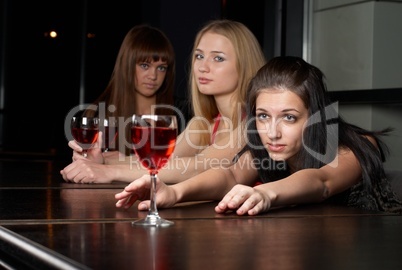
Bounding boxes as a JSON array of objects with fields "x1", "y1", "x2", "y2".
[
  {"x1": 266, "y1": 120, "x2": 281, "y2": 139},
  {"x1": 147, "y1": 68, "x2": 157, "y2": 80},
  {"x1": 197, "y1": 60, "x2": 210, "y2": 73}
]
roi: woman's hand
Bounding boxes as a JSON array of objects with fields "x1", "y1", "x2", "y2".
[
  {"x1": 115, "y1": 174, "x2": 178, "y2": 211},
  {"x1": 215, "y1": 184, "x2": 272, "y2": 216},
  {"x1": 60, "y1": 160, "x2": 117, "y2": 184},
  {"x1": 60, "y1": 131, "x2": 110, "y2": 183}
]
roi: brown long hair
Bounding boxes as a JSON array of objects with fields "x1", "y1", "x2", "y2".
[
  {"x1": 245, "y1": 56, "x2": 391, "y2": 190},
  {"x1": 88, "y1": 24, "x2": 176, "y2": 155}
]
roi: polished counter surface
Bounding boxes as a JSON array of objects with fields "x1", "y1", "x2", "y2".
[{"x1": 1, "y1": 158, "x2": 402, "y2": 269}]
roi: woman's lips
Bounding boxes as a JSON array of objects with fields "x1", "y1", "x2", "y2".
[
  {"x1": 198, "y1": 77, "x2": 211, "y2": 84},
  {"x1": 267, "y1": 143, "x2": 285, "y2": 152},
  {"x1": 144, "y1": 83, "x2": 157, "y2": 89}
]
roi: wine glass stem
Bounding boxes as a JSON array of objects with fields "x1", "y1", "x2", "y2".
[
  {"x1": 149, "y1": 173, "x2": 158, "y2": 216},
  {"x1": 82, "y1": 150, "x2": 88, "y2": 158}
]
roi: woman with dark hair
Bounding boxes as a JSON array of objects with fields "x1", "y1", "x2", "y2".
[
  {"x1": 115, "y1": 56, "x2": 402, "y2": 214},
  {"x1": 61, "y1": 24, "x2": 176, "y2": 169}
]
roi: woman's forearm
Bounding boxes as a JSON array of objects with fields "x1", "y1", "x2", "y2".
[{"x1": 257, "y1": 169, "x2": 329, "y2": 207}]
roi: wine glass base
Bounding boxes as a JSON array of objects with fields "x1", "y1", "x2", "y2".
[{"x1": 132, "y1": 214, "x2": 174, "y2": 227}]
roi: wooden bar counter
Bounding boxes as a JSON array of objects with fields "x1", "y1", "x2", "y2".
[{"x1": 1, "y1": 158, "x2": 402, "y2": 269}]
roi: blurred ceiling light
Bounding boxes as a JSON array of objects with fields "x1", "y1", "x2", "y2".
[{"x1": 44, "y1": 30, "x2": 58, "y2": 38}]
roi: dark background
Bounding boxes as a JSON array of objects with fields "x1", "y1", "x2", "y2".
[{"x1": 0, "y1": 0, "x2": 304, "y2": 160}]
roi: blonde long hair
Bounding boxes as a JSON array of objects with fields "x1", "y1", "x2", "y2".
[{"x1": 189, "y1": 19, "x2": 266, "y2": 145}]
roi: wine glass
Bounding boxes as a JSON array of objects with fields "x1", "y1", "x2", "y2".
[
  {"x1": 100, "y1": 118, "x2": 118, "y2": 152},
  {"x1": 71, "y1": 116, "x2": 99, "y2": 158},
  {"x1": 131, "y1": 114, "x2": 177, "y2": 227}
]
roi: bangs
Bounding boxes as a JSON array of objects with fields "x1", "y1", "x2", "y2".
[{"x1": 135, "y1": 40, "x2": 173, "y2": 64}]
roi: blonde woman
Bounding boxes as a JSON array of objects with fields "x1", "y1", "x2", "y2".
[{"x1": 61, "y1": 20, "x2": 265, "y2": 184}]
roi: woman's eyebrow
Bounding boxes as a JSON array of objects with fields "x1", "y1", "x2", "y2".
[{"x1": 256, "y1": 108, "x2": 300, "y2": 113}]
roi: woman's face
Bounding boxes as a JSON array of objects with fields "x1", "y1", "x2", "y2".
[
  {"x1": 134, "y1": 60, "x2": 168, "y2": 98},
  {"x1": 193, "y1": 32, "x2": 239, "y2": 96},
  {"x1": 255, "y1": 89, "x2": 308, "y2": 165}
]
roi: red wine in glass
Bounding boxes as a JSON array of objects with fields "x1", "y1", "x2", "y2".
[
  {"x1": 71, "y1": 117, "x2": 99, "y2": 157},
  {"x1": 131, "y1": 114, "x2": 177, "y2": 226},
  {"x1": 131, "y1": 127, "x2": 176, "y2": 173}
]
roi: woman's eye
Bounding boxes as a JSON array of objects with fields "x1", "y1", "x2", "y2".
[
  {"x1": 284, "y1": 115, "x2": 296, "y2": 122},
  {"x1": 139, "y1": 63, "x2": 149, "y2": 69},
  {"x1": 158, "y1": 66, "x2": 167, "y2": 72},
  {"x1": 257, "y1": 113, "x2": 268, "y2": 120},
  {"x1": 214, "y1": 56, "x2": 224, "y2": 62},
  {"x1": 195, "y1": 53, "x2": 203, "y2": 60}
]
